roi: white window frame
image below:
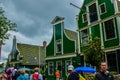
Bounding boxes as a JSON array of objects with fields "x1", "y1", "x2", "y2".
[
  {"x1": 86, "y1": 1, "x2": 99, "y2": 24},
  {"x1": 56, "y1": 40, "x2": 62, "y2": 54},
  {"x1": 82, "y1": 13, "x2": 88, "y2": 23},
  {"x1": 103, "y1": 18, "x2": 117, "y2": 41},
  {"x1": 80, "y1": 28, "x2": 89, "y2": 46},
  {"x1": 56, "y1": 61, "x2": 62, "y2": 76},
  {"x1": 99, "y1": 3, "x2": 107, "y2": 15},
  {"x1": 48, "y1": 62, "x2": 54, "y2": 75}
]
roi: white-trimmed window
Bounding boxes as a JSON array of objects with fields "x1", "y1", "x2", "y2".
[
  {"x1": 56, "y1": 40, "x2": 62, "y2": 53},
  {"x1": 99, "y1": 3, "x2": 106, "y2": 14},
  {"x1": 56, "y1": 61, "x2": 62, "y2": 75},
  {"x1": 65, "y1": 60, "x2": 72, "y2": 74},
  {"x1": 88, "y1": 3, "x2": 98, "y2": 23},
  {"x1": 104, "y1": 19, "x2": 116, "y2": 40},
  {"x1": 81, "y1": 29, "x2": 89, "y2": 45},
  {"x1": 48, "y1": 62, "x2": 54, "y2": 75},
  {"x1": 82, "y1": 13, "x2": 87, "y2": 23}
]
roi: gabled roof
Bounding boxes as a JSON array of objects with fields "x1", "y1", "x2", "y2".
[
  {"x1": 17, "y1": 43, "x2": 45, "y2": 65},
  {"x1": 51, "y1": 16, "x2": 64, "y2": 24}
]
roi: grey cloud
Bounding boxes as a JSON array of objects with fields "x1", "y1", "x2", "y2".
[{"x1": 0, "y1": 0, "x2": 83, "y2": 60}]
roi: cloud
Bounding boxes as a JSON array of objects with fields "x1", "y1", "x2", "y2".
[{"x1": 0, "y1": 0, "x2": 83, "y2": 61}]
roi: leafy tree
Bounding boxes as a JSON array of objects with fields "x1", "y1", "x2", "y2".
[
  {"x1": 0, "y1": 7, "x2": 17, "y2": 44},
  {"x1": 82, "y1": 37, "x2": 104, "y2": 69}
]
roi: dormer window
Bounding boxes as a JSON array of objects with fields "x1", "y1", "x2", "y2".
[
  {"x1": 56, "y1": 40, "x2": 62, "y2": 54},
  {"x1": 82, "y1": 13, "x2": 87, "y2": 23},
  {"x1": 99, "y1": 3, "x2": 106, "y2": 14}
]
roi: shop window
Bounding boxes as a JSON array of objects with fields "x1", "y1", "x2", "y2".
[{"x1": 48, "y1": 62, "x2": 54, "y2": 75}]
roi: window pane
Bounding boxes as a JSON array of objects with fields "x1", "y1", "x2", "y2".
[
  {"x1": 48, "y1": 62, "x2": 54, "y2": 75},
  {"x1": 89, "y1": 3, "x2": 98, "y2": 23},
  {"x1": 104, "y1": 19, "x2": 115, "y2": 39},
  {"x1": 100, "y1": 4, "x2": 106, "y2": 13},
  {"x1": 83, "y1": 13, "x2": 87, "y2": 22},
  {"x1": 81, "y1": 29, "x2": 89, "y2": 45},
  {"x1": 56, "y1": 40, "x2": 62, "y2": 53}
]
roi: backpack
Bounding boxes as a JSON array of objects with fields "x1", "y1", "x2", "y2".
[{"x1": 32, "y1": 74, "x2": 39, "y2": 80}]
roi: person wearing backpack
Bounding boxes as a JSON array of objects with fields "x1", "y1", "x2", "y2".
[
  {"x1": 17, "y1": 70, "x2": 28, "y2": 80},
  {"x1": 30, "y1": 67, "x2": 43, "y2": 80}
]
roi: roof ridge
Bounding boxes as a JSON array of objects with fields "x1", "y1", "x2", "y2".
[{"x1": 17, "y1": 43, "x2": 42, "y2": 47}]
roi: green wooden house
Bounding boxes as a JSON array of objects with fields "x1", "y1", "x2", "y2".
[
  {"x1": 8, "y1": 36, "x2": 46, "y2": 69},
  {"x1": 77, "y1": 0, "x2": 120, "y2": 73},
  {"x1": 45, "y1": 16, "x2": 80, "y2": 80}
]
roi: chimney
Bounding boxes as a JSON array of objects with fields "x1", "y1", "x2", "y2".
[{"x1": 43, "y1": 41, "x2": 47, "y2": 48}]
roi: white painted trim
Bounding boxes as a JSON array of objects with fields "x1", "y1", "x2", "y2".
[
  {"x1": 99, "y1": 3, "x2": 107, "y2": 15},
  {"x1": 77, "y1": 31, "x2": 81, "y2": 53},
  {"x1": 113, "y1": 0, "x2": 119, "y2": 13},
  {"x1": 96, "y1": 0, "x2": 101, "y2": 21},
  {"x1": 78, "y1": 13, "x2": 120, "y2": 31},
  {"x1": 86, "y1": 0, "x2": 99, "y2": 24},
  {"x1": 85, "y1": 0, "x2": 97, "y2": 7},
  {"x1": 54, "y1": 25, "x2": 56, "y2": 56},
  {"x1": 45, "y1": 54, "x2": 76, "y2": 60},
  {"x1": 76, "y1": 15, "x2": 81, "y2": 53},
  {"x1": 80, "y1": 28, "x2": 89, "y2": 46},
  {"x1": 116, "y1": 17, "x2": 120, "y2": 45},
  {"x1": 99, "y1": 23, "x2": 104, "y2": 47},
  {"x1": 56, "y1": 61, "x2": 62, "y2": 74},
  {"x1": 48, "y1": 62, "x2": 54, "y2": 75},
  {"x1": 61, "y1": 22, "x2": 64, "y2": 54},
  {"x1": 103, "y1": 18, "x2": 117, "y2": 41},
  {"x1": 53, "y1": 20, "x2": 64, "y2": 26},
  {"x1": 104, "y1": 47, "x2": 120, "y2": 52},
  {"x1": 82, "y1": 13, "x2": 88, "y2": 23},
  {"x1": 55, "y1": 39, "x2": 62, "y2": 54}
]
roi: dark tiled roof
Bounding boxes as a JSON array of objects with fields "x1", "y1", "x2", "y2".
[{"x1": 17, "y1": 43, "x2": 45, "y2": 65}]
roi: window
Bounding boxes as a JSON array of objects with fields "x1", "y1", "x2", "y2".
[
  {"x1": 81, "y1": 29, "x2": 89, "y2": 45},
  {"x1": 88, "y1": 3, "x2": 98, "y2": 23},
  {"x1": 106, "y1": 51, "x2": 117, "y2": 72},
  {"x1": 65, "y1": 60, "x2": 72, "y2": 74},
  {"x1": 56, "y1": 40, "x2": 62, "y2": 53},
  {"x1": 104, "y1": 19, "x2": 116, "y2": 40},
  {"x1": 56, "y1": 61, "x2": 62, "y2": 73},
  {"x1": 82, "y1": 13, "x2": 87, "y2": 23},
  {"x1": 100, "y1": 3, "x2": 106, "y2": 14},
  {"x1": 48, "y1": 62, "x2": 54, "y2": 75}
]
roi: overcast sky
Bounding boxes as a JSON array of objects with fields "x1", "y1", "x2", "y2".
[{"x1": 0, "y1": 0, "x2": 83, "y2": 61}]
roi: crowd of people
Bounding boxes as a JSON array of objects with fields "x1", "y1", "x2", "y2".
[
  {"x1": 55, "y1": 62, "x2": 114, "y2": 80},
  {"x1": 0, "y1": 67, "x2": 43, "y2": 80},
  {"x1": 0, "y1": 62, "x2": 115, "y2": 80}
]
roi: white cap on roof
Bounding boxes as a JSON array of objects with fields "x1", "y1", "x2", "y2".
[{"x1": 68, "y1": 65, "x2": 74, "y2": 70}]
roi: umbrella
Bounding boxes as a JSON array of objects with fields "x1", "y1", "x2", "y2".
[
  {"x1": 75, "y1": 66, "x2": 96, "y2": 73},
  {"x1": 18, "y1": 67, "x2": 31, "y2": 71}
]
